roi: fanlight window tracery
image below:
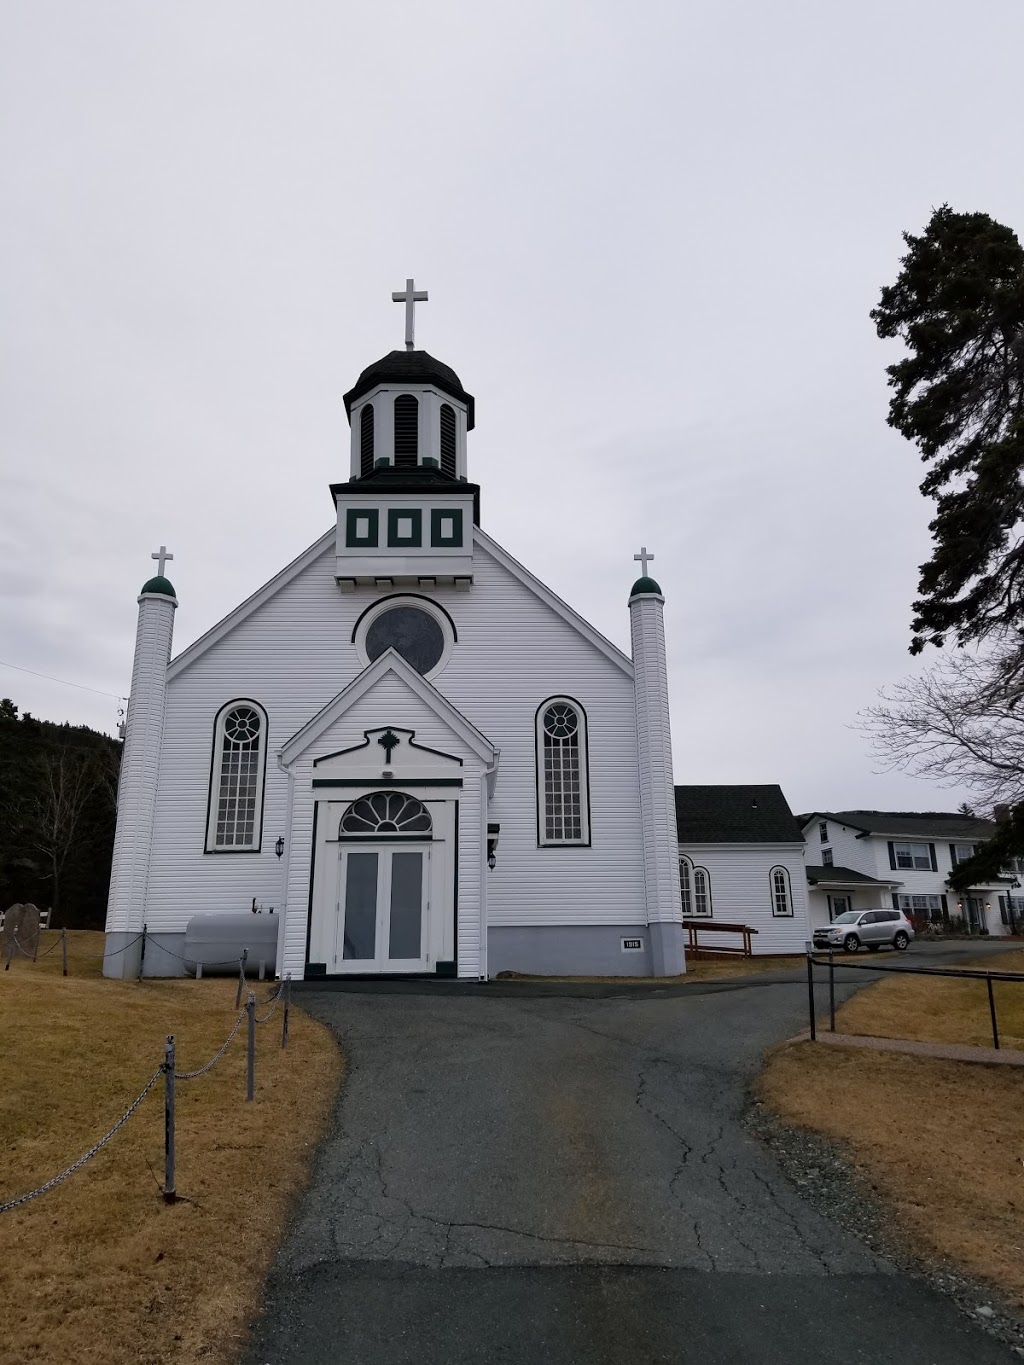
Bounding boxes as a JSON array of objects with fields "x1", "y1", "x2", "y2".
[
  {"x1": 207, "y1": 701, "x2": 267, "y2": 851},
  {"x1": 340, "y1": 792, "x2": 432, "y2": 836},
  {"x1": 537, "y1": 698, "x2": 589, "y2": 845}
]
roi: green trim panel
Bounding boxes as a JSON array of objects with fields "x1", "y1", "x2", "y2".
[
  {"x1": 312, "y1": 777, "x2": 463, "y2": 788},
  {"x1": 346, "y1": 507, "x2": 379, "y2": 547},
  {"x1": 430, "y1": 507, "x2": 463, "y2": 548},
  {"x1": 387, "y1": 508, "x2": 423, "y2": 547}
]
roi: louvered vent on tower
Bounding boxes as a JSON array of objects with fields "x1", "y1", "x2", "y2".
[
  {"x1": 439, "y1": 403, "x2": 456, "y2": 478},
  {"x1": 360, "y1": 405, "x2": 375, "y2": 477},
  {"x1": 394, "y1": 395, "x2": 419, "y2": 468}
]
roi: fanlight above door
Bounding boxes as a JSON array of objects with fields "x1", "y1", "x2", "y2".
[{"x1": 340, "y1": 792, "x2": 432, "y2": 836}]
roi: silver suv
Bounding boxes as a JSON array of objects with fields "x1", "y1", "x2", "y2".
[{"x1": 813, "y1": 908, "x2": 914, "y2": 953}]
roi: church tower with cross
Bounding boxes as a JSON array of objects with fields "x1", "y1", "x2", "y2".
[{"x1": 103, "y1": 279, "x2": 810, "y2": 982}]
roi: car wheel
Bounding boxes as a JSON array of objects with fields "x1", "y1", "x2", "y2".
[
  {"x1": 893, "y1": 931, "x2": 910, "y2": 951},
  {"x1": 843, "y1": 934, "x2": 860, "y2": 953}
]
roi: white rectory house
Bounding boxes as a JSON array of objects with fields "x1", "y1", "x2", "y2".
[{"x1": 103, "y1": 287, "x2": 815, "y2": 980}]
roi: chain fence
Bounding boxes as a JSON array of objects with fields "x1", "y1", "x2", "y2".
[{"x1": 1, "y1": 972, "x2": 293, "y2": 1215}]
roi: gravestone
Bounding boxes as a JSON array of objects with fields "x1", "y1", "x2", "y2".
[
  {"x1": 19, "y1": 904, "x2": 41, "y2": 960},
  {"x1": 1, "y1": 904, "x2": 24, "y2": 962}
]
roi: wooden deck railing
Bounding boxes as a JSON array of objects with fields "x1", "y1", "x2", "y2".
[{"x1": 683, "y1": 919, "x2": 758, "y2": 958}]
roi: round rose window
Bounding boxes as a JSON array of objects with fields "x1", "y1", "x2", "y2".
[{"x1": 365, "y1": 605, "x2": 446, "y2": 675}]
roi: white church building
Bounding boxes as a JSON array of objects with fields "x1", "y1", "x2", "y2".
[{"x1": 103, "y1": 285, "x2": 813, "y2": 981}]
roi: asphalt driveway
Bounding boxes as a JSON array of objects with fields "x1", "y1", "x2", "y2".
[{"x1": 246, "y1": 956, "x2": 1019, "y2": 1364}]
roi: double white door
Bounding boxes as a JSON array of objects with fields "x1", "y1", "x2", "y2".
[{"x1": 334, "y1": 844, "x2": 430, "y2": 973}]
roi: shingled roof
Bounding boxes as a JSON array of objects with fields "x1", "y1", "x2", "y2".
[
  {"x1": 675, "y1": 785, "x2": 805, "y2": 844},
  {"x1": 799, "y1": 810, "x2": 997, "y2": 841}
]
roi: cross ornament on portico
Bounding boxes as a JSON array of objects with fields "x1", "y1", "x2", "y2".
[
  {"x1": 378, "y1": 729, "x2": 401, "y2": 764},
  {"x1": 392, "y1": 278, "x2": 428, "y2": 351},
  {"x1": 152, "y1": 545, "x2": 174, "y2": 576},
  {"x1": 634, "y1": 546, "x2": 654, "y2": 576}
]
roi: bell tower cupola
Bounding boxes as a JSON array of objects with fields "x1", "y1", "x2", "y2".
[{"x1": 332, "y1": 279, "x2": 480, "y2": 593}]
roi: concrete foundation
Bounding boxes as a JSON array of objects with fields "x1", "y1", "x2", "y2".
[
  {"x1": 649, "y1": 921, "x2": 686, "y2": 976},
  {"x1": 102, "y1": 931, "x2": 144, "y2": 980},
  {"x1": 487, "y1": 925, "x2": 657, "y2": 978}
]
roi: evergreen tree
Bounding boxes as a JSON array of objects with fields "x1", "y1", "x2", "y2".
[{"x1": 871, "y1": 205, "x2": 1024, "y2": 657}]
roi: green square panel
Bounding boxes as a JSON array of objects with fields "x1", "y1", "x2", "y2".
[
  {"x1": 430, "y1": 508, "x2": 463, "y2": 548},
  {"x1": 387, "y1": 508, "x2": 422, "y2": 547},
  {"x1": 346, "y1": 508, "x2": 379, "y2": 548}
]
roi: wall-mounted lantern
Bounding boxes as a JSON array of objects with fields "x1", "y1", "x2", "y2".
[
  {"x1": 487, "y1": 821, "x2": 500, "y2": 871},
  {"x1": 275, "y1": 837, "x2": 285, "y2": 859}
]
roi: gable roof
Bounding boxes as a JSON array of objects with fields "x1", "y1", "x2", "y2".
[
  {"x1": 278, "y1": 647, "x2": 497, "y2": 768},
  {"x1": 799, "y1": 810, "x2": 998, "y2": 841},
  {"x1": 676, "y1": 785, "x2": 804, "y2": 844},
  {"x1": 473, "y1": 528, "x2": 633, "y2": 677}
]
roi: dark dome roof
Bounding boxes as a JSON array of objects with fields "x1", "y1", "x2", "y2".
[
  {"x1": 343, "y1": 350, "x2": 475, "y2": 429},
  {"x1": 629, "y1": 576, "x2": 663, "y2": 598},
  {"x1": 140, "y1": 575, "x2": 176, "y2": 598}
]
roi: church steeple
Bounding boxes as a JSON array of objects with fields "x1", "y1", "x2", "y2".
[
  {"x1": 332, "y1": 282, "x2": 479, "y2": 592},
  {"x1": 343, "y1": 278, "x2": 475, "y2": 482}
]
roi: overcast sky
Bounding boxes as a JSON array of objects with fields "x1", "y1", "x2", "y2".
[{"x1": 3, "y1": 1, "x2": 1023, "y2": 815}]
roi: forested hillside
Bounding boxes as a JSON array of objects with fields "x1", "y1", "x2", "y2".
[{"x1": 0, "y1": 699, "x2": 121, "y2": 928}]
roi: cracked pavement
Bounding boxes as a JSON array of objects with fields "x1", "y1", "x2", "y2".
[{"x1": 245, "y1": 974, "x2": 1016, "y2": 1363}]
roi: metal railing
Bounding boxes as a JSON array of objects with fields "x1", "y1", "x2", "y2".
[{"x1": 804, "y1": 947, "x2": 1023, "y2": 1050}]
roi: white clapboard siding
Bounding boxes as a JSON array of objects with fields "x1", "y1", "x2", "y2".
[
  {"x1": 680, "y1": 844, "x2": 811, "y2": 954},
  {"x1": 143, "y1": 529, "x2": 647, "y2": 972},
  {"x1": 801, "y1": 816, "x2": 868, "y2": 875}
]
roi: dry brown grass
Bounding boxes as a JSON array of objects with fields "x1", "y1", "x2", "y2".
[
  {"x1": 833, "y1": 949, "x2": 1024, "y2": 1049},
  {"x1": 759, "y1": 1042, "x2": 1024, "y2": 1304},
  {"x1": 497, "y1": 955, "x2": 807, "y2": 985},
  {"x1": 0, "y1": 931, "x2": 343, "y2": 1365}
]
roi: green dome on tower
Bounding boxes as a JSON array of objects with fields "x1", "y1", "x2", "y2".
[
  {"x1": 630, "y1": 576, "x2": 663, "y2": 598},
  {"x1": 140, "y1": 575, "x2": 176, "y2": 597}
]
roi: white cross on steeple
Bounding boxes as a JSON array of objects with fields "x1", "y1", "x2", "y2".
[
  {"x1": 634, "y1": 546, "x2": 654, "y2": 576},
  {"x1": 392, "y1": 277, "x2": 428, "y2": 351},
  {"x1": 151, "y1": 545, "x2": 174, "y2": 576}
]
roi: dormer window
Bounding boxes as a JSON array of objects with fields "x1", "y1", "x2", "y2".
[
  {"x1": 394, "y1": 394, "x2": 418, "y2": 468},
  {"x1": 360, "y1": 405, "x2": 375, "y2": 477},
  {"x1": 440, "y1": 403, "x2": 457, "y2": 477}
]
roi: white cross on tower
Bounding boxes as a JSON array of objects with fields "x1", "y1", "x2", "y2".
[
  {"x1": 634, "y1": 546, "x2": 654, "y2": 576},
  {"x1": 151, "y1": 545, "x2": 174, "y2": 576},
  {"x1": 392, "y1": 277, "x2": 428, "y2": 351}
]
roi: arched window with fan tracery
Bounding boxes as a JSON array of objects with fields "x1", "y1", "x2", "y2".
[
  {"x1": 536, "y1": 697, "x2": 590, "y2": 845},
  {"x1": 340, "y1": 792, "x2": 432, "y2": 837},
  {"x1": 206, "y1": 701, "x2": 268, "y2": 851}
]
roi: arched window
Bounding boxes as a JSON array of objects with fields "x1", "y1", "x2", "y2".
[
  {"x1": 771, "y1": 865, "x2": 793, "y2": 917},
  {"x1": 439, "y1": 403, "x2": 457, "y2": 477},
  {"x1": 536, "y1": 698, "x2": 590, "y2": 845},
  {"x1": 394, "y1": 394, "x2": 419, "y2": 467},
  {"x1": 679, "y1": 856, "x2": 693, "y2": 915},
  {"x1": 340, "y1": 792, "x2": 432, "y2": 836},
  {"x1": 206, "y1": 701, "x2": 267, "y2": 851},
  {"x1": 360, "y1": 404, "x2": 375, "y2": 477},
  {"x1": 693, "y1": 867, "x2": 712, "y2": 917}
]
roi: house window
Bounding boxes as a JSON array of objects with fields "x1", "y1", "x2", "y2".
[
  {"x1": 360, "y1": 404, "x2": 375, "y2": 476},
  {"x1": 679, "y1": 857, "x2": 692, "y2": 915},
  {"x1": 394, "y1": 394, "x2": 419, "y2": 467},
  {"x1": 822, "y1": 848, "x2": 833, "y2": 867},
  {"x1": 693, "y1": 867, "x2": 712, "y2": 917},
  {"x1": 206, "y1": 701, "x2": 267, "y2": 851},
  {"x1": 537, "y1": 698, "x2": 589, "y2": 845},
  {"x1": 771, "y1": 866, "x2": 793, "y2": 917},
  {"x1": 818, "y1": 821, "x2": 828, "y2": 843},
  {"x1": 950, "y1": 843, "x2": 976, "y2": 865},
  {"x1": 439, "y1": 403, "x2": 457, "y2": 477},
  {"x1": 892, "y1": 841, "x2": 933, "y2": 870},
  {"x1": 897, "y1": 893, "x2": 946, "y2": 923}
]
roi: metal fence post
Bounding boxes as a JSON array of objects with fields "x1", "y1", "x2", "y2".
[
  {"x1": 5, "y1": 940, "x2": 14, "y2": 972},
  {"x1": 828, "y1": 946, "x2": 836, "y2": 1032},
  {"x1": 235, "y1": 948, "x2": 249, "y2": 1007},
  {"x1": 246, "y1": 992, "x2": 256, "y2": 1101},
  {"x1": 805, "y1": 944, "x2": 816, "y2": 1042},
  {"x1": 164, "y1": 1036, "x2": 177, "y2": 1202},
  {"x1": 282, "y1": 973, "x2": 291, "y2": 1049},
  {"x1": 987, "y1": 976, "x2": 1000, "y2": 1050},
  {"x1": 61, "y1": 927, "x2": 68, "y2": 978},
  {"x1": 139, "y1": 924, "x2": 147, "y2": 980}
]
